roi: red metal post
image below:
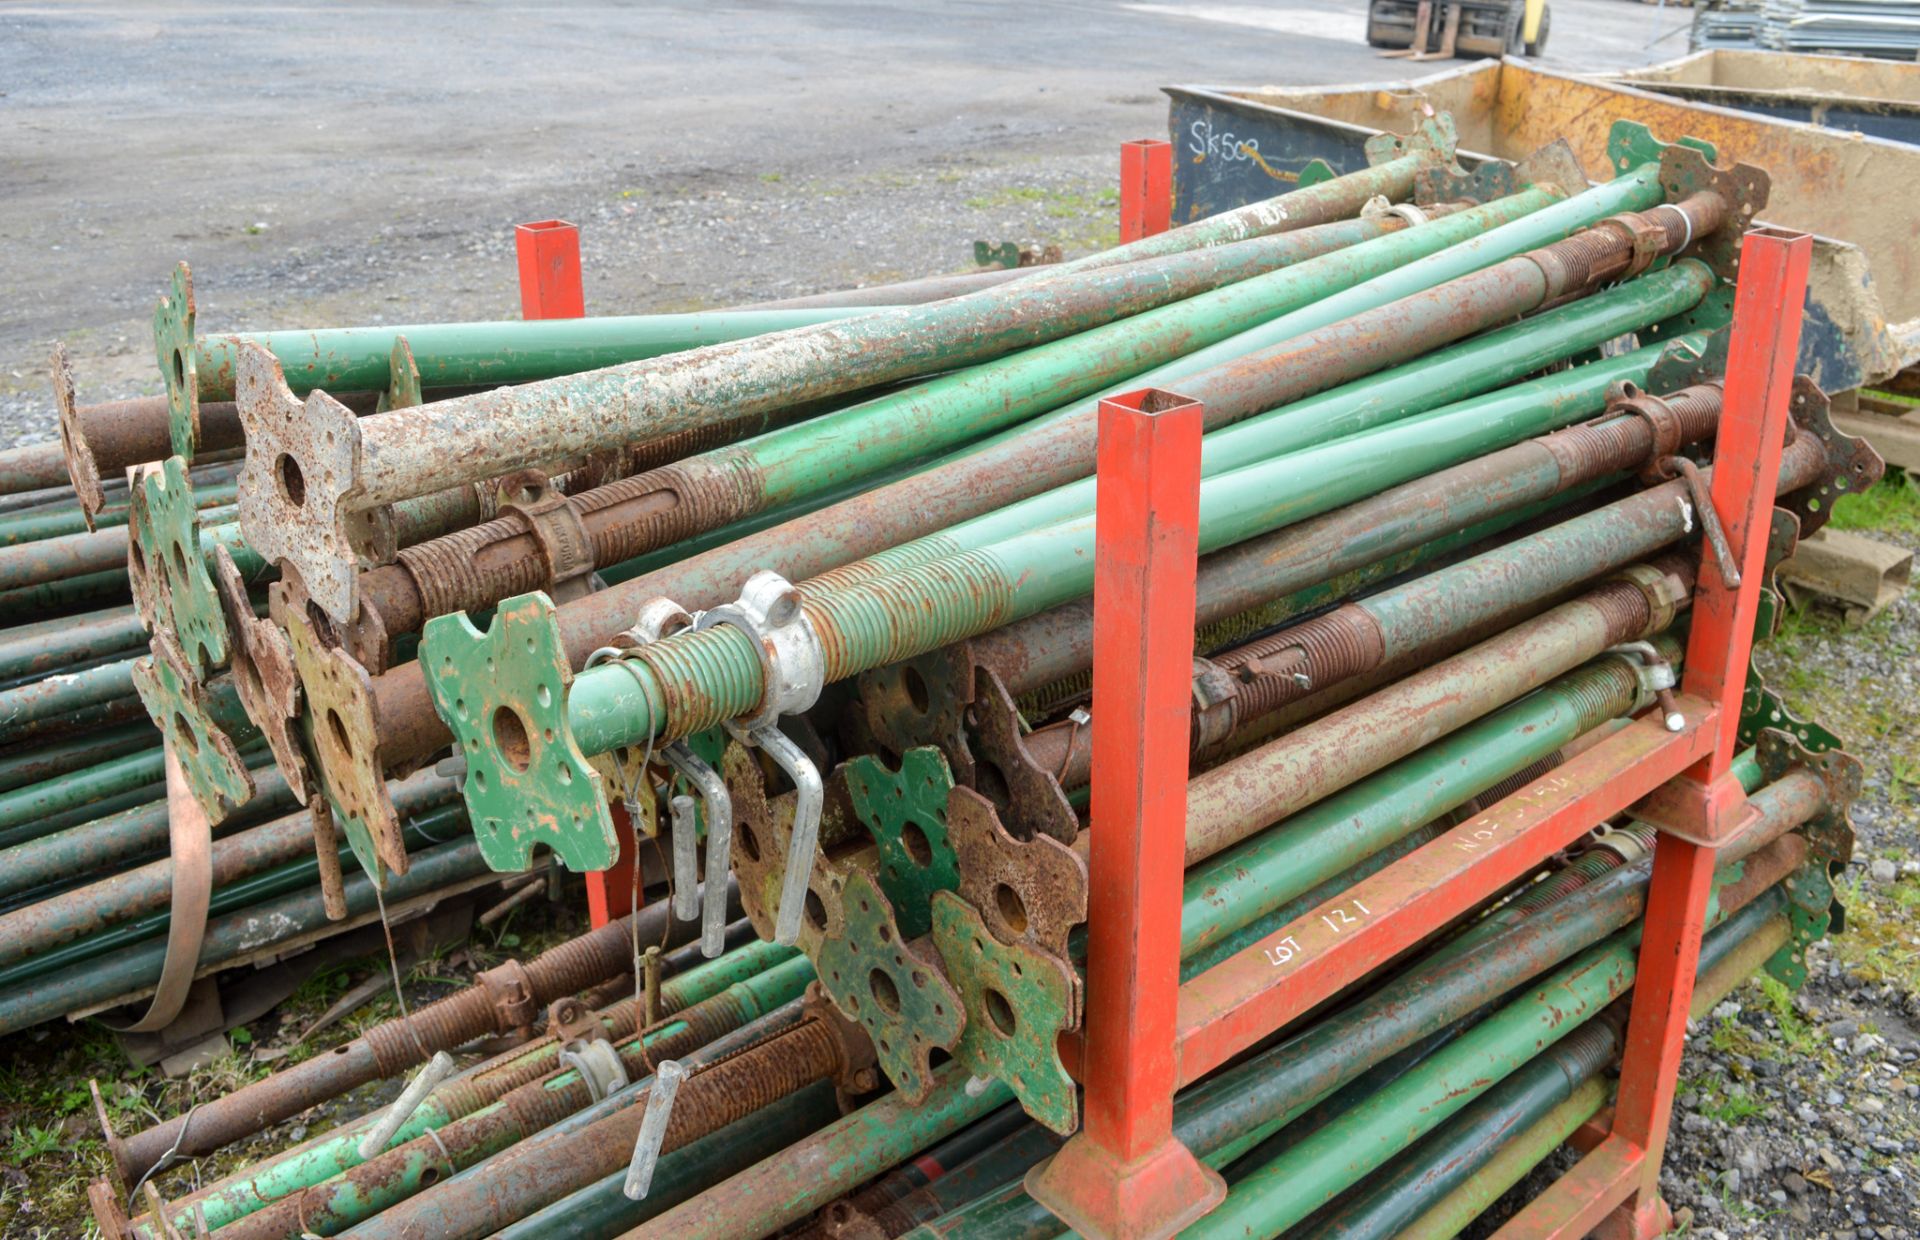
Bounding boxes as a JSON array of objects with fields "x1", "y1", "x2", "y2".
[
  {"x1": 1026, "y1": 389, "x2": 1224, "y2": 1239},
  {"x1": 515, "y1": 219, "x2": 586, "y2": 320},
  {"x1": 1119, "y1": 140, "x2": 1173, "y2": 244},
  {"x1": 515, "y1": 216, "x2": 621, "y2": 923},
  {"x1": 1493, "y1": 227, "x2": 1814, "y2": 1240},
  {"x1": 584, "y1": 801, "x2": 641, "y2": 928},
  {"x1": 1609, "y1": 226, "x2": 1812, "y2": 1229}
]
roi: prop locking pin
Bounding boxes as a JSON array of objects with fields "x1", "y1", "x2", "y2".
[
  {"x1": 623, "y1": 1059, "x2": 687, "y2": 1200},
  {"x1": 356, "y1": 1051, "x2": 455, "y2": 1160}
]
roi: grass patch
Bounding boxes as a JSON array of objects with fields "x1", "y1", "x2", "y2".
[
  {"x1": 1760, "y1": 975, "x2": 1825, "y2": 1056},
  {"x1": 1828, "y1": 468, "x2": 1920, "y2": 544},
  {"x1": 962, "y1": 185, "x2": 1121, "y2": 253},
  {"x1": 1829, "y1": 870, "x2": 1920, "y2": 996},
  {"x1": 1694, "y1": 1074, "x2": 1766, "y2": 1124}
]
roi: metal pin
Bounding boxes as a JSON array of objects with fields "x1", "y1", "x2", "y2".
[
  {"x1": 669, "y1": 793, "x2": 699, "y2": 921},
  {"x1": 643, "y1": 946, "x2": 663, "y2": 1028},
  {"x1": 661, "y1": 743, "x2": 733, "y2": 957},
  {"x1": 754, "y1": 726, "x2": 824, "y2": 946},
  {"x1": 356, "y1": 1051, "x2": 455, "y2": 1160},
  {"x1": 623, "y1": 1059, "x2": 688, "y2": 1200}
]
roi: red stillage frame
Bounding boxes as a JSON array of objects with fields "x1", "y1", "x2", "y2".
[{"x1": 1040, "y1": 227, "x2": 1814, "y2": 1239}]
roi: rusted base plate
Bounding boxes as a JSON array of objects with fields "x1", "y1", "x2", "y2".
[
  {"x1": 233, "y1": 343, "x2": 366, "y2": 624},
  {"x1": 1025, "y1": 1132, "x2": 1226, "y2": 1240},
  {"x1": 215, "y1": 550, "x2": 311, "y2": 799},
  {"x1": 130, "y1": 632, "x2": 255, "y2": 822},
  {"x1": 945, "y1": 787, "x2": 1086, "y2": 958},
  {"x1": 279, "y1": 576, "x2": 409, "y2": 880},
  {"x1": 51, "y1": 344, "x2": 106, "y2": 529},
  {"x1": 131, "y1": 455, "x2": 231, "y2": 674},
  {"x1": 155, "y1": 263, "x2": 200, "y2": 460}
]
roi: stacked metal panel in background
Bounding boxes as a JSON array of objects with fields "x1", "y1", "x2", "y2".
[
  {"x1": 1691, "y1": 2, "x2": 1767, "y2": 48},
  {"x1": 1697, "y1": 0, "x2": 1920, "y2": 56}
]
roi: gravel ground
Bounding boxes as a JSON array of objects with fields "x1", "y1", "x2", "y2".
[{"x1": 1654, "y1": 491, "x2": 1920, "y2": 1240}]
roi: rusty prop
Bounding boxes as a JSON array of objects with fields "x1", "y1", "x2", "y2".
[{"x1": 101, "y1": 886, "x2": 736, "y2": 1189}]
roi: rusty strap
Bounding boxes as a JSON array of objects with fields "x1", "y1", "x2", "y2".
[
  {"x1": 107, "y1": 740, "x2": 212, "y2": 1033},
  {"x1": 1591, "y1": 212, "x2": 1666, "y2": 282},
  {"x1": 497, "y1": 469, "x2": 597, "y2": 602}
]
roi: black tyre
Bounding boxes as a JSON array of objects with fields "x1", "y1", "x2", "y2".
[{"x1": 1366, "y1": 1, "x2": 1409, "y2": 47}]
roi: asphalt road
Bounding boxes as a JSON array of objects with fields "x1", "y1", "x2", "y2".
[{"x1": 0, "y1": 0, "x2": 1686, "y2": 433}]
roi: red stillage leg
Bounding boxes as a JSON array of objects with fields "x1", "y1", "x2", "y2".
[
  {"x1": 1606, "y1": 226, "x2": 1813, "y2": 1232},
  {"x1": 515, "y1": 219, "x2": 586, "y2": 320},
  {"x1": 1026, "y1": 389, "x2": 1224, "y2": 1239},
  {"x1": 1119, "y1": 140, "x2": 1173, "y2": 244},
  {"x1": 513, "y1": 216, "x2": 626, "y2": 922}
]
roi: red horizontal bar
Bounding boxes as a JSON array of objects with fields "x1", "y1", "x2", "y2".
[
  {"x1": 1172, "y1": 697, "x2": 1721, "y2": 1087},
  {"x1": 1491, "y1": 1133, "x2": 1645, "y2": 1239}
]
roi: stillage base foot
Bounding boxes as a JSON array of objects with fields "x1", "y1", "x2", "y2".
[
  {"x1": 1025, "y1": 1132, "x2": 1226, "y2": 1240},
  {"x1": 1594, "y1": 1192, "x2": 1673, "y2": 1240}
]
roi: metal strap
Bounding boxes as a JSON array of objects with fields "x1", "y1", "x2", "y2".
[
  {"x1": 499, "y1": 470, "x2": 597, "y2": 602},
  {"x1": 107, "y1": 739, "x2": 212, "y2": 1033}
]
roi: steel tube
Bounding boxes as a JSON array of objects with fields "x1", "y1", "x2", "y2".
[
  {"x1": 1019, "y1": 384, "x2": 1738, "y2": 784},
  {"x1": 0, "y1": 834, "x2": 494, "y2": 1038},
  {"x1": 0, "y1": 760, "x2": 291, "y2": 900},
  {"x1": 1397, "y1": 1076, "x2": 1610, "y2": 1240},
  {"x1": 1305, "y1": 887, "x2": 1792, "y2": 1240},
  {"x1": 211, "y1": 954, "x2": 820, "y2": 1238},
  {"x1": 0, "y1": 602, "x2": 146, "y2": 681},
  {"x1": 0, "y1": 565, "x2": 129, "y2": 619},
  {"x1": 0, "y1": 802, "x2": 470, "y2": 986},
  {"x1": 0, "y1": 720, "x2": 155, "y2": 793},
  {"x1": 0, "y1": 479, "x2": 233, "y2": 544},
  {"x1": 0, "y1": 770, "x2": 455, "y2": 968},
  {"x1": 543, "y1": 183, "x2": 1601, "y2": 625},
  {"x1": 353, "y1": 214, "x2": 1421, "y2": 643},
  {"x1": 194, "y1": 308, "x2": 900, "y2": 406},
  {"x1": 837, "y1": 224, "x2": 1712, "y2": 570},
  {"x1": 111, "y1": 887, "x2": 734, "y2": 1184},
  {"x1": 0, "y1": 744, "x2": 171, "y2": 843},
  {"x1": 1300, "y1": 1021, "x2": 1622, "y2": 1240},
  {"x1": 622, "y1": 1066, "x2": 1015, "y2": 1240},
  {"x1": 1189, "y1": 874, "x2": 1800, "y2": 1240},
  {"x1": 1179, "y1": 647, "x2": 1663, "y2": 961},
  {"x1": 491, "y1": 1081, "x2": 843, "y2": 1240},
  {"x1": 0, "y1": 439, "x2": 74, "y2": 495},
  {"x1": 1175, "y1": 564, "x2": 1690, "y2": 867},
  {"x1": 1044, "y1": 139, "x2": 1444, "y2": 277},
  {"x1": 357, "y1": 192, "x2": 1562, "y2": 776},
  {"x1": 0, "y1": 655, "x2": 141, "y2": 739},
  {"x1": 244, "y1": 161, "x2": 1492, "y2": 623},
  {"x1": 346, "y1": 1008, "x2": 854, "y2": 1240},
  {"x1": 907, "y1": 778, "x2": 1822, "y2": 1238},
  {"x1": 0, "y1": 506, "x2": 237, "y2": 592},
  {"x1": 553, "y1": 340, "x2": 1700, "y2": 764},
  {"x1": 132, "y1": 937, "x2": 798, "y2": 1237}
]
